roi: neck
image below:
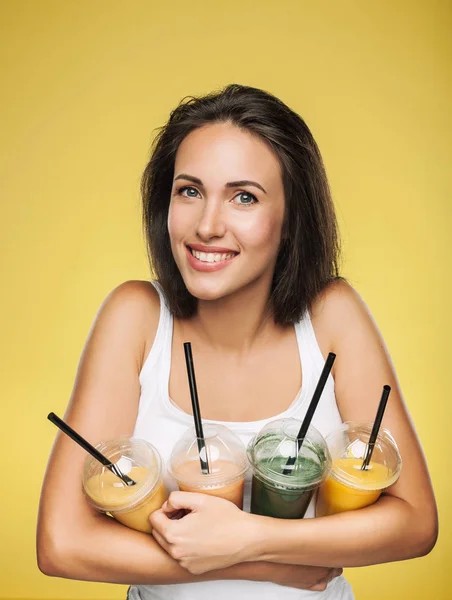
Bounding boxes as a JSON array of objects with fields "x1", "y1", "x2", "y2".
[{"x1": 188, "y1": 279, "x2": 280, "y2": 354}]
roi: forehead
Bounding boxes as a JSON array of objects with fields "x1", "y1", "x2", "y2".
[{"x1": 174, "y1": 122, "x2": 282, "y2": 185}]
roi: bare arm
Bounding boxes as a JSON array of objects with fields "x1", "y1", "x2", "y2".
[
  {"x1": 37, "y1": 281, "x2": 256, "y2": 584},
  {"x1": 36, "y1": 281, "x2": 337, "y2": 590},
  {"x1": 149, "y1": 281, "x2": 438, "y2": 572},
  {"x1": 246, "y1": 282, "x2": 438, "y2": 568}
]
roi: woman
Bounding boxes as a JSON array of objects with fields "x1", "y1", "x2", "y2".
[{"x1": 37, "y1": 84, "x2": 437, "y2": 599}]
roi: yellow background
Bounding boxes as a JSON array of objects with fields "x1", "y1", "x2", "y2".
[{"x1": 1, "y1": 0, "x2": 449, "y2": 598}]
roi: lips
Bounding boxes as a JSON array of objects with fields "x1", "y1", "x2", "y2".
[
  {"x1": 188, "y1": 243, "x2": 238, "y2": 254},
  {"x1": 190, "y1": 248, "x2": 235, "y2": 263},
  {"x1": 185, "y1": 245, "x2": 238, "y2": 272}
]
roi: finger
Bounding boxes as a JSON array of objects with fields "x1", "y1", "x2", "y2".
[
  {"x1": 161, "y1": 500, "x2": 188, "y2": 520},
  {"x1": 151, "y1": 527, "x2": 173, "y2": 555},
  {"x1": 168, "y1": 508, "x2": 189, "y2": 520},
  {"x1": 149, "y1": 508, "x2": 171, "y2": 533},
  {"x1": 163, "y1": 491, "x2": 207, "y2": 513}
]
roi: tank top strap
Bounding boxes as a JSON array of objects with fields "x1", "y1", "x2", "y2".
[
  {"x1": 138, "y1": 280, "x2": 173, "y2": 390},
  {"x1": 294, "y1": 309, "x2": 335, "y2": 392}
]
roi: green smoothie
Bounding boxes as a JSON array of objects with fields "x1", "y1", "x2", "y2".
[
  {"x1": 247, "y1": 420, "x2": 331, "y2": 520},
  {"x1": 251, "y1": 455, "x2": 324, "y2": 518}
]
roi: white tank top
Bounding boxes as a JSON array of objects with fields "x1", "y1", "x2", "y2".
[{"x1": 130, "y1": 282, "x2": 354, "y2": 600}]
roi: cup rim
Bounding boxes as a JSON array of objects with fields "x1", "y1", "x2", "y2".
[
  {"x1": 326, "y1": 422, "x2": 402, "y2": 489},
  {"x1": 82, "y1": 436, "x2": 163, "y2": 512},
  {"x1": 247, "y1": 425, "x2": 331, "y2": 490},
  {"x1": 168, "y1": 458, "x2": 248, "y2": 488},
  {"x1": 329, "y1": 461, "x2": 401, "y2": 490}
]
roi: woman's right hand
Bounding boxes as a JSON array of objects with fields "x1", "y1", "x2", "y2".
[{"x1": 262, "y1": 562, "x2": 342, "y2": 591}]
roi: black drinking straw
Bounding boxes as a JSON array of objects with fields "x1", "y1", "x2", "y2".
[
  {"x1": 183, "y1": 342, "x2": 210, "y2": 474},
  {"x1": 361, "y1": 385, "x2": 391, "y2": 470},
  {"x1": 282, "y1": 352, "x2": 336, "y2": 475},
  {"x1": 47, "y1": 412, "x2": 136, "y2": 486}
]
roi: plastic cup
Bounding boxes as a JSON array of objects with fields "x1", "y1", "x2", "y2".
[
  {"x1": 247, "y1": 418, "x2": 331, "y2": 519},
  {"x1": 168, "y1": 424, "x2": 248, "y2": 508},
  {"x1": 82, "y1": 436, "x2": 168, "y2": 533},
  {"x1": 317, "y1": 421, "x2": 402, "y2": 516}
]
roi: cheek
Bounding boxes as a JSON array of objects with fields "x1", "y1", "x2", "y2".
[
  {"x1": 167, "y1": 204, "x2": 176, "y2": 240},
  {"x1": 167, "y1": 202, "x2": 188, "y2": 244},
  {"x1": 238, "y1": 214, "x2": 283, "y2": 252}
]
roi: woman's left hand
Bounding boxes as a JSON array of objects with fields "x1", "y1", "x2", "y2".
[{"x1": 149, "y1": 491, "x2": 259, "y2": 574}]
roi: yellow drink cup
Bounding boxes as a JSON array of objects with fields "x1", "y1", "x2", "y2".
[
  {"x1": 83, "y1": 436, "x2": 168, "y2": 533},
  {"x1": 317, "y1": 422, "x2": 402, "y2": 516}
]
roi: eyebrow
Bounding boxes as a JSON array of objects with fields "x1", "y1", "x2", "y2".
[{"x1": 174, "y1": 174, "x2": 267, "y2": 194}]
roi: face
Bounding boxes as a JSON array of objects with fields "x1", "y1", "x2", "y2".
[{"x1": 168, "y1": 122, "x2": 285, "y2": 302}]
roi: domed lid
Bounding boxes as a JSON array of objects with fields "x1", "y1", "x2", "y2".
[
  {"x1": 169, "y1": 423, "x2": 248, "y2": 487},
  {"x1": 326, "y1": 422, "x2": 402, "y2": 490},
  {"x1": 247, "y1": 418, "x2": 331, "y2": 490},
  {"x1": 82, "y1": 436, "x2": 162, "y2": 512}
]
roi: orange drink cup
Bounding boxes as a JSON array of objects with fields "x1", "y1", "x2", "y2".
[
  {"x1": 317, "y1": 422, "x2": 402, "y2": 516},
  {"x1": 169, "y1": 424, "x2": 248, "y2": 508},
  {"x1": 83, "y1": 436, "x2": 168, "y2": 533}
]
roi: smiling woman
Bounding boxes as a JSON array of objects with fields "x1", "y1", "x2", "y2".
[
  {"x1": 142, "y1": 85, "x2": 340, "y2": 321},
  {"x1": 167, "y1": 122, "x2": 285, "y2": 299},
  {"x1": 37, "y1": 84, "x2": 437, "y2": 600}
]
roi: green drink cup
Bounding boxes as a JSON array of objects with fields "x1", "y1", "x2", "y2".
[{"x1": 248, "y1": 418, "x2": 331, "y2": 519}]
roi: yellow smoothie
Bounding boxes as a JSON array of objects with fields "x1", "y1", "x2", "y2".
[
  {"x1": 317, "y1": 457, "x2": 392, "y2": 516},
  {"x1": 84, "y1": 466, "x2": 168, "y2": 533},
  {"x1": 173, "y1": 459, "x2": 245, "y2": 508}
]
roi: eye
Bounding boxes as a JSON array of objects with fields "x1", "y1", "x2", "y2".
[
  {"x1": 178, "y1": 186, "x2": 200, "y2": 198},
  {"x1": 233, "y1": 191, "x2": 258, "y2": 206}
]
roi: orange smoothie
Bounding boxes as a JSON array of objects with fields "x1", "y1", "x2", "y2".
[
  {"x1": 84, "y1": 466, "x2": 168, "y2": 533},
  {"x1": 173, "y1": 459, "x2": 245, "y2": 508},
  {"x1": 317, "y1": 457, "x2": 392, "y2": 516}
]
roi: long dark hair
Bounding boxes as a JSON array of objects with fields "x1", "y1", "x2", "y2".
[{"x1": 141, "y1": 84, "x2": 341, "y2": 325}]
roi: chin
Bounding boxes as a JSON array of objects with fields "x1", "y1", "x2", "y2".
[
  {"x1": 185, "y1": 284, "x2": 228, "y2": 302},
  {"x1": 182, "y1": 277, "x2": 236, "y2": 302}
]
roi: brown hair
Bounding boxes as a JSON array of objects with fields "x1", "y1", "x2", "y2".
[{"x1": 141, "y1": 84, "x2": 341, "y2": 325}]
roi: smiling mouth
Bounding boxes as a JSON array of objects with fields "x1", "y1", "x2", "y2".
[{"x1": 188, "y1": 247, "x2": 238, "y2": 263}]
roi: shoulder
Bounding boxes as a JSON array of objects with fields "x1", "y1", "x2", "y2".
[
  {"x1": 311, "y1": 278, "x2": 371, "y2": 326},
  {"x1": 100, "y1": 280, "x2": 160, "y2": 316},
  {"x1": 310, "y1": 279, "x2": 381, "y2": 366},
  {"x1": 93, "y1": 280, "x2": 161, "y2": 367}
]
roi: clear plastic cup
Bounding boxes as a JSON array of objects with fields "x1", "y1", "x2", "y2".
[
  {"x1": 82, "y1": 436, "x2": 168, "y2": 533},
  {"x1": 317, "y1": 421, "x2": 402, "y2": 516},
  {"x1": 168, "y1": 424, "x2": 248, "y2": 508},
  {"x1": 247, "y1": 418, "x2": 331, "y2": 519}
]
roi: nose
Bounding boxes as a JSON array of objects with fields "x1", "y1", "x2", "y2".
[{"x1": 196, "y1": 198, "x2": 226, "y2": 241}]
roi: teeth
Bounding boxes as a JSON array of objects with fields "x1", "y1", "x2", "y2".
[{"x1": 191, "y1": 249, "x2": 235, "y2": 263}]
